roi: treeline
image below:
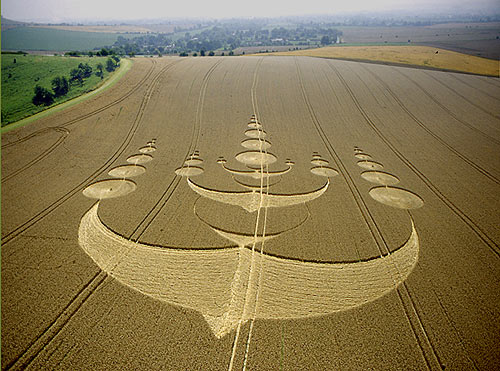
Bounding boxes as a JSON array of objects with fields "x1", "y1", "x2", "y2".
[
  {"x1": 65, "y1": 47, "x2": 118, "y2": 57},
  {"x1": 32, "y1": 56, "x2": 120, "y2": 106}
]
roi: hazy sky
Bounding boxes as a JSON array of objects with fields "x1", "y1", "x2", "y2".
[{"x1": 2, "y1": 0, "x2": 499, "y2": 22}]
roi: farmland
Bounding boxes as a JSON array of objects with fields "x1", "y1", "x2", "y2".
[
  {"x1": 1, "y1": 27, "x2": 141, "y2": 52},
  {"x1": 338, "y1": 22, "x2": 500, "y2": 59},
  {"x1": 262, "y1": 45, "x2": 500, "y2": 76},
  {"x1": 2, "y1": 56, "x2": 500, "y2": 370},
  {"x1": 1, "y1": 54, "x2": 122, "y2": 125}
]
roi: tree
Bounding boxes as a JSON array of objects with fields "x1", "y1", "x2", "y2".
[
  {"x1": 98, "y1": 48, "x2": 109, "y2": 56},
  {"x1": 95, "y1": 63, "x2": 104, "y2": 79},
  {"x1": 65, "y1": 51, "x2": 81, "y2": 57},
  {"x1": 70, "y1": 68, "x2": 83, "y2": 85},
  {"x1": 208, "y1": 51, "x2": 215, "y2": 56},
  {"x1": 78, "y1": 63, "x2": 92, "y2": 78},
  {"x1": 51, "y1": 76, "x2": 69, "y2": 97},
  {"x1": 200, "y1": 50, "x2": 205, "y2": 56},
  {"x1": 32, "y1": 85, "x2": 54, "y2": 106},
  {"x1": 106, "y1": 57, "x2": 116, "y2": 72},
  {"x1": 320, "y1": 35, "x2": 330, "y2": 45}
]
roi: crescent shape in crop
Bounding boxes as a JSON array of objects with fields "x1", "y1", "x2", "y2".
[
  {"x1": 79, "y1": 202, "x2": 419, "y2": 338},
  {"x1": 187, "y1": 178, "x2": 330, "y2": 213}
]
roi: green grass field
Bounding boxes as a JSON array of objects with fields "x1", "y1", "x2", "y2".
[
  {"x1": 1, "y1": 27, "x2": 139, "y2": 52},
  {"x1": 1, "y1": 54, "x2": 118, "y2": 125}
]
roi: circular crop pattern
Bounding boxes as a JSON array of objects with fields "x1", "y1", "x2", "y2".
[
  {"x1": 311, "y1": 158, "x2": 329, "y2": 166},
  {"x1": 241, "y1": 138, "x2": 272, "y2": 150},
  {"x1": 310, "y1": 166, "x2": 339, "y2": 177},
  {"x1": 175, "y1": 166, "x2": 205, "y2": 176},
  {"x1": 139, "y1": 146, "x2": 156, "y2": 153},
  {"x1": 361, "y1": 171, "x2": 400, "y2": 185},
  {"x1": 354, "y1": 153, "x2": 372, "y2": 160},
  {"x1": 357, "y1": 160, "x2": 384, "y2": 170},
  {"x1": 245, "y1": 129, "x2": 267, "y2": 138},
  {"x1": 108, "y1": 165, "x2": 146, "y2": 178},
  {"x1": 235, "y1": 151, "x2": 277, "y2": 166},
  {"x1": 369, "y1": 186, "x2": 424, "y2": 209},
  {"x1": 83, "y1": 179, "x2": 137, "y2": 199},
  {"x1": 184, "y1": 158, "x2": 204, "y2": 166},
  {"x1": 247, "y1": 122, "x2": 263, "y2": 129},
  {"x1": 127, "y1": 154, "x2": 153, "y2": 164}
]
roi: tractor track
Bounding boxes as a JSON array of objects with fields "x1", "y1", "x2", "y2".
[
  {"x1": 326, "y1": 60, "x2": 500, "y2": 259},
  {"x1": 5, "y1": 58, "x2": 223, "y2": 371},
  {"x1": 295, "y1": 57, "x2": 444, "y2": 370},
  {"x1": 422, "y1": 71, "x2": 500, "y2": 122},
  {"x1": 395, "y1": 68, "x2": 500, "y2": 146},
  {"x1": 1, "y1": 59, "x2": 159, "y2": 184},
  {"x1": 128, "y1": 58, "x2": 223, "y2": 242},
  {"x1": 2, "y1": 58, "x2": 157, "y2": 149},
  {"x1": 449, "y1": 74, "x2": 500, "y2": 103},
  {"x1": 358, "y1": 64, "x2": 500, "y2": 186},
  {"x1": 1, "y1": 127, "x2": 69, "y2": 183},
  {"x1": 4, "y1": 58, "x2": 174, "y2": 370},
  {"x1": 2, "y1": 59, "x2": 178, "y2": 246}
]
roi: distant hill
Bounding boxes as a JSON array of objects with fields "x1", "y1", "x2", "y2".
[{"x1": 1, "y1": 16, "x2": 29, "y2": 31}]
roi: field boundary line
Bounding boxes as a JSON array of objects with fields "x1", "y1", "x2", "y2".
[
  {"x1": 1, "y1": 58, "x2": 132, "y2": 134},
  {"x1": 258, "y1": 52, "x2": 499, "y2": 78}
]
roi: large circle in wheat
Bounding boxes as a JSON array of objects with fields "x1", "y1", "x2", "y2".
[
  {"x1": 241, "y1": 138, "x2": 272, "y2": 150},
  {"x1": 245, "y1": 129, "x2": 267, "y2": 138},
  {"x1": 175, "y1": 166, "x2": 204, "y2": 177},
  {"x1": 311, "y1": 158, "x2": 329, "y2": 166},
  {"x1": 139, "y1": 146, "x2": 156, "y2": 153},
  {"x1": 108, "y1": 165, "x2": 146, "y2": 178},
  {"x1": 357, "y1": 160, "x2": 384, "y2": 170},
  {"x1": 355, "y1": 153, "x2": 372, "y2": 160},
  {"x1": 83, "y1": 179, "x2": 136, "y2": 199},
  {"x1": 310, "y1": 166, "x2": 339, "y2": 177},
  {"x1": 184, "y1": 158, "x2": 204, "y2": 166},
  {"x1": 369, "y1": 186, "x2": 424, "y2": 209},
  {"x1": 247, "y1": 122, "x2": 263, "y2": 129},
  {"x1": 235, "y1": 151, "x2": 277, "y2": 166},
  {"x1": 127, "y1": 154, "x2": 153, "y2": 164},
  {"x1": 361, "y1": 171, "x2": 400, "y2": 186}
]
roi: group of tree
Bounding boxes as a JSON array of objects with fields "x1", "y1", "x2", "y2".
[
  {"x1": 32, "y1": 72, "x2": 74, "y2": 106},
  {"x1": 69, "y1": 62, "x2": 93, "y2": 85},
  {"x1": 65, "y1": 48, "x2": 116, "y2": 57},
  {"x1": 32, "y1": 57, "x2": 119, "y2": 107},
  {"x1": 105, "y1": 56, "x2": 120, "y2": 72}
]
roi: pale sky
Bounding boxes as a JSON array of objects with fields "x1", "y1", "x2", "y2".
[{"x1": 2, "y1": 0, "x2": 499, "y2": 22}]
